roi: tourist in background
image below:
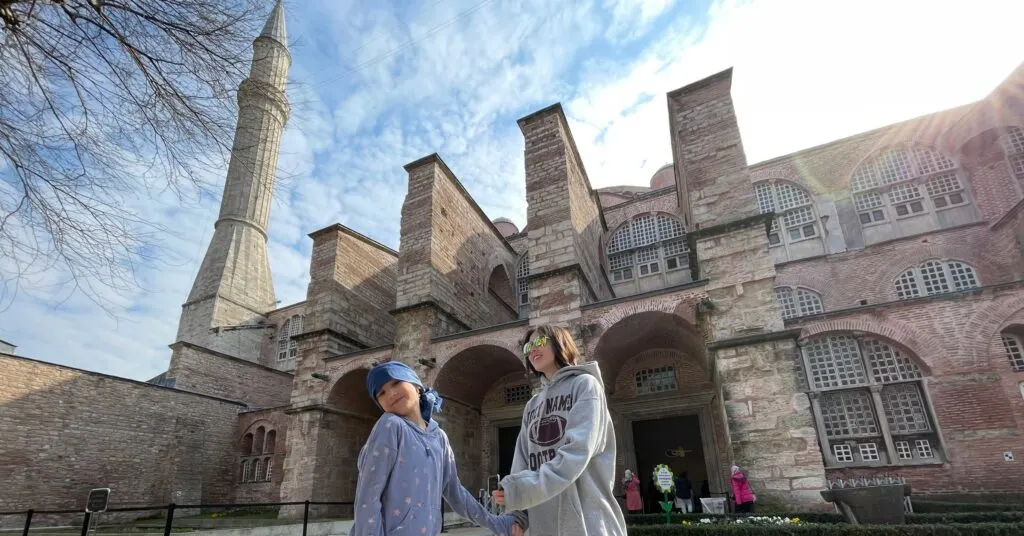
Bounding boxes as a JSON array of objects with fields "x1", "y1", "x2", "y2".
[
  {"x1": 352, "y1": 361, "x2": 520, "y2": 535},
  {"x1": 623, "y1": 469, "x2": 643, "y2": 514},
  {"x1": 674, "y1": 471, "x2": 694, "y2": 513},
  {"x1": 731, "y1": 465, "x2": 756, "y2": 513},
  {"x1": 491, "y1": 325, "x2": 628, "y2": 536}
]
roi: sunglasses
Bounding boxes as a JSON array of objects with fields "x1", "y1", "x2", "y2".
[{"x1": 522, "y1": 336, "x2": 550, "y2": 356}]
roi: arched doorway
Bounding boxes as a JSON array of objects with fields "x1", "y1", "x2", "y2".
[
  {"x1": 322, "y1": 368, "x2": 382, "y2": 508},
  {"x1": 594, "y1": 311, "x2": 727, "y2": 511},
  {"x1": 434, "y1": 344, "x2": 529, "y2": 496}
]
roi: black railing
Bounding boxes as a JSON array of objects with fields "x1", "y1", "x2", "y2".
[{"x1": 0, "y1": 500, "x2": 353, "y2": 536}]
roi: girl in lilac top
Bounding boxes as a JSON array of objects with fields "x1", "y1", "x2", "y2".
[{"x1": 352, "y1": 360, "x2": 519, "y2": 536}]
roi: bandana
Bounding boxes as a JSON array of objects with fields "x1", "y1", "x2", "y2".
[{"x1": 365, "y1": 360, "x2": 444, "y2": 423}]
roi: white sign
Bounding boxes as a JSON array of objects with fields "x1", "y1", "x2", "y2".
[{"x1": 653, "y1": 464, "x2": 674, "y2": 494}]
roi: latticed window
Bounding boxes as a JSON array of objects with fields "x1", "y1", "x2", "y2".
[
  {"x1": 1002, "y1": 332, "x2": 1024, "y2": 371},
  {"x1": 775, "y1": 287, "x2": 824, "y2": 319},
  {"x1": 753, "y1": 181, "x2": 817, "y2": 246},
  {"x1": 264, "y1": 458, "x2": 273, "y2": 481},
  {"x1": 894, "y1": 259, "x2": 980, "y2": 300},
  {"x1": 1001, "y1": 127, "x2": 1024, "y2": 181},
  {"x1": 801, "y1": 335, "x2": 941, "y2": 466},
  {"x1": 277, "y1": 315, "x2": 303, "y2": 361},
  {"x1": 606, "y1": 213, "x2": 689, "y2": 282},
  {"x1": 635, "y1": 366, "x2": 677, "y2": 395},
  {"x1": 505, "y1": 383, "x2": 533, "y2": 404},
  {"x1": 849, "y1": 144, "x2": 967, "y2": 226},
  {"x1": 517, "y1": 255, "x2": 531, "y2": 307}
]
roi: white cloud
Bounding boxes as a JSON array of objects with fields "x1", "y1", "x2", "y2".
[{"x1": 2, "y1": 0, "x2": 1021, "y2": 380}]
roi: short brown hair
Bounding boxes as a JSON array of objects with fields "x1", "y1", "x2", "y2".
[{"x1": 521, "y1": 324, "x2": 582, "y2": 376}]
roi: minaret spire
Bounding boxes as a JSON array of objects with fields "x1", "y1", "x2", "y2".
[{"x1": 173, "y1": 1, "x2": 291, "y2": 359}]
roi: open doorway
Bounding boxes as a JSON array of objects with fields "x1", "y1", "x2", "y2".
[
  {"x1": 497, "y1": 425, "x2": 521, "y2": 478},
  {"x1": 632, "y1": 415, "x2": 707, "y2": 513}
]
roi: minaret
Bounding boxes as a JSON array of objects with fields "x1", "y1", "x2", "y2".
[{"x1": 175, "y1": 0, "x2": 290, "y2": 359}]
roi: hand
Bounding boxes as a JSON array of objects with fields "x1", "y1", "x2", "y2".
[
  {"x1": 512, "y1": 522, "x2": 525, "y2": 536},
  {"x1": 492, "y1": 489, "x2": 505, "y2": 506}
]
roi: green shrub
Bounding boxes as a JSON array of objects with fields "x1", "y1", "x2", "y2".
[
  {"x1": 627, "y1": 523, "x2": 1024, "y2": 535},
  {"x1": 626, "y1": 512, "x2": 1024, "y2": 526},
  {"x1": 913, "y1": 501, "x2": 1022, "y2": 513}
]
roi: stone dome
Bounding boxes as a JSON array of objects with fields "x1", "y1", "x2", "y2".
[
  {"x1": 650, "y1": 164, "x2": 675, "y2": 190},
  {"x1": 492, "y1": 217, "x2": 519, "y2": 237}
]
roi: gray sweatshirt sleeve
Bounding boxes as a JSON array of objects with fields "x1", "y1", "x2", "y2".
[
  {"x1": 500, "y1": 376, "x2": 606, "y2": 512},
  {"x1": 505, "y1": 405, "x2": 532, "y2": 531},
  {"x1": 351, "y1": 415, "x2": 400, "y2": 536},
  {"x1": 440, "y1": 432, "x2": 515, "y2": 535}
]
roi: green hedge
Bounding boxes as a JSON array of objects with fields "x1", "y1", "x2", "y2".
[
  {"x1": 625, "y1": 512, "x2": 1024, "y2": 526},
  {"x1": 913, "y1": 501, "x2": 1023, "y2": 513},
  {"x1": 627, "y1": 523, "x2": 1024, "y2": 535}
]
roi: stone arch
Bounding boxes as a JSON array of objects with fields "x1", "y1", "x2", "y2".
[
  {"x1": 313, "y1": 367, "x2": 382, "y2": 506},
  {"x1": 435, "y1": 344, "x2": 526, "y2": 408},
  {"x1": 945, "y1": 121, "x2": 1024, "y2": 156},
  {"x1": 593, "y1": 310, "x2": 707, "y2": 393},
  {"x1": 486, "y1": 263, "x2": 516, "y2": 312},
  {"x1": 843, "y1": 142, "x2": 960, "y2": 192},
  {"x1": 959, "y1": 294, "x2": 1024, "y2": 371},
  {"x1": 433, "y1": 343, "x2": 527, "y2": 491},
  {"x1": 798, "y1": 317, "x2": 939, "y2": 374},
  {"x1": 326, "y1": 366, "x2": 381, "y2": 418},
  {"x1": 879, "y1": 253, "x2": 996, "y2": 302}
]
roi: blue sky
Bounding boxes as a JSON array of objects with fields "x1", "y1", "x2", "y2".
[{"x1": 1, "y1": 0, "x2": 1021, "y2": 380}]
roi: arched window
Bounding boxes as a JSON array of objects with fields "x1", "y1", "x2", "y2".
[
  {"x1": 253, "y1": 459, "x2": 262, "y2": 483},
  {"x1": 253, "y1": 427, "x2": 266, "y2": 455},
  {"x1": 516, "y1": 255, "x2": 530, "y2": 311},
  {"x1": 277, "y1": 314, "x2": 304, "y2": 361},
  {"x1": 606, "y1": 213, "x2": 689, "y2": 282},
  {"x1": 775, "y1": 287, "x2": 824, "y2": 319},
  {"x1": 239, "y1": 460, "x2": 248, "y2": 483},
  {"x1": 264, "y1": 457, "x2": 273, "y2": 481},
  {"x1": 849, "y1": 145, "x2": 967, "y2": 226},
  {"x1": 894, "y1": 259, "x2": 980, "y2": 299},
  {"x1": 1001, "y1": 127, "x2": 1024, "y2": 182},
  {"x1": 241, "y1": 433, "x2": 254, "y2": 455},
  {"x1": 505, "y1": 384, "x2": 532, "y2": 404},
  {"x1": 1002, "y1": 330, "x2": 1024, "y2": 371},
  {"x1": 635, "y1": 366, "x2": 677, "y2": 395},
  {"x1": 754, "y1": 181, "x2": 818, "y2": 247},
  {"x1": 800, "y1": 335, "x2": 942, "y2": 466},
  {"x1": 264, "y1": 430, "x2": 276, "y2": 454}
]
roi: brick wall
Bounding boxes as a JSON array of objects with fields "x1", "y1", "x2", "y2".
[
  {"x1": 0, "y1": 355, "x2": 243, "y2": 514},
  {"x1": 790, "y1": 284, "x2": 1024, "y2": 494},
  {"x1": 176, "y1": 297, "x2": 267, "y2": 361},
  {"x1": 519, "y1": 104, "x2": 612, "y2": 320},
  {"x1": 234, "y1": 408, "x2": 289, "y2": 503},
  {"x1": 434, "y1": 399, "x2": 484, "y2": 497},
  {"x1": 667, "y1": 69, "x2": 758, "y2": 229},
  {"x1": 603, "y1": 190, "x2": 680, "y2": 231},
  {"x1": 167, "y1": 342, "x2": 292, "y2": 408},
  {"x1": 776, "y1": 223, "x2": 1024, "y2": 311},
  {"x1": 396, "y1": 154, "x2": 518, "y2": 331}
]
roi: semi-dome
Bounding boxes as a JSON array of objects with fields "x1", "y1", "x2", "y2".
[
  {"x1": 650, "y1": 163, "x2": 675, "y2": 190},
  {"x1": 492, "y1": 217, "x2": 519, "y2": 237}
]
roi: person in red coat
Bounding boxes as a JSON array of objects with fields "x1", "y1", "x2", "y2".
[
  {"x1": 731, "y1": 465, "x2": 756, "y2": 513},
  {"x1": 623, "y1": 470, "x2": 643, "y2": 514}
]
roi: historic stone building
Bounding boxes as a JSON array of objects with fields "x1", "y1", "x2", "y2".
[{"x1": 2, "y1": 1, "x2": 1023, "y2": 518}]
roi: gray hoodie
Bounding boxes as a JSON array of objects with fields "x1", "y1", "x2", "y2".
[{"x1": 500, "y1": 362, "x2": 627, "y2": 536}]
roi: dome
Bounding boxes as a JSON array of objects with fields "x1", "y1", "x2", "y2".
[
  {"x1": 650, "y1": 164, "x2": 675, "y2": 190},
  {"x1": 492, "y1": 217, "x2": 519, "y2": 237}
]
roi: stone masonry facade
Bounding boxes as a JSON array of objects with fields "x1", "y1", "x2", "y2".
[{"x1": 2, "y1": 2, "x2": 1022, "y2": 516}]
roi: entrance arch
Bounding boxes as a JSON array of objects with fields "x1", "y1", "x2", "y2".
[
  {"x1": 322, "y1": 367, "x2": 382, "y2": 507},
  {"x1": 593, "y1": 311, "x2": 727, "y2": 510},
  {"x1": 434, "y1": 344, "x2": 529, "y2": 494}
]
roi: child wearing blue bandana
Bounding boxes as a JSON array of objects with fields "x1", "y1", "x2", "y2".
[{"x1": 352, "y1": 360, "x2": 519, "y2": 536}]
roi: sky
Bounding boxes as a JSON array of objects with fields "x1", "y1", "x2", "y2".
[{"x1": 0, "y1": 0, "x2": 1021, "y2": 381}]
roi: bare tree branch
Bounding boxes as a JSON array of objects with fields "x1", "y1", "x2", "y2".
[{"x1": 0, "y1": 0, "x2": 273, "y2": 311}]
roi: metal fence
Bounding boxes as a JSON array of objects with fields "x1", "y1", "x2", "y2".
[{"x1": 0, "y1": 500, "x2": 355, "y2": 536}]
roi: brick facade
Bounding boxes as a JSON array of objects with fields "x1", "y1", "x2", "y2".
[
  {"x1": 3, "y1": 14, "x2": 1022, "y2": 517},
  {"x1": 0, "y1": 355, "x2": 243, "y2": 522}
]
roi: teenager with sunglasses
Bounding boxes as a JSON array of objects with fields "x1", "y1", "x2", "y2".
[{"x1": 492, "y1": 325, "x2": 627, "y2": 536}]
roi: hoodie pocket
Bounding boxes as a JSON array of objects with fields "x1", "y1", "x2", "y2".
[{"x1": 386, "y1": 506, "x2": 425, "y2": 535}]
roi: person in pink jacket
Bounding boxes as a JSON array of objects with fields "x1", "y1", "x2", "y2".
[
  {"x1": 730, "y1": 465, "x2": 756, "y2": 513},
  {"x1": 623, "y1": 470, "x2": 643, "y2": 514}
]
